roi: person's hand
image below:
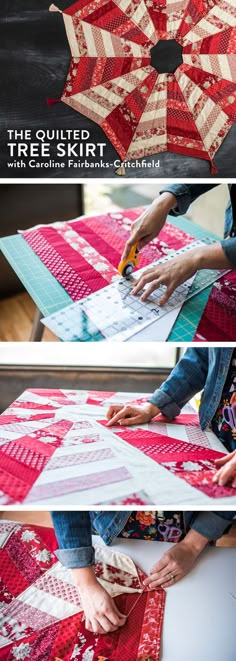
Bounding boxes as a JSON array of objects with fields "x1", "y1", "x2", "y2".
[
  {"x1": 143, "y1": 531, "x2": 208, "y2": 589},
  {"x1": 73, "y1": 570, "x2": 126, "y2": 634},
  {"x1": 121, "y1": 193, "x2": 177, "y2": 260},
  {"x1": 106, "y1": 402, "x2": 160, "y2": 427},
  {"x1": 132, "y1": 249, "x2": 200, "y2": 305},
  {"x1": 213, "y1": 450, "x2": 236, "y2": 487}
]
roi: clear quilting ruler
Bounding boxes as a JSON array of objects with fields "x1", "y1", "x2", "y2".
[{"x1": 42, "y1": 240, "x2": 230, "y2": 342}]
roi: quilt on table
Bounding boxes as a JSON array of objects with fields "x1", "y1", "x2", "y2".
[
  {"x1": 49, "y1": 0, "x2": 236, "y2": 173},
  {"x1": 0, "y1": 520, "x2": 165, "y2": 661},
  {"x1": 0, "y1": 388, "x2": 234, "y2": 505},
  {"x1": 20, "y1": 209, "x2": 234, "y2": 341},
  {"x1": 101, "y1": 422, "x2": 235, "y2": 499},
  {"x1": 0, "y1": 388, "x2": 148, "y2": 506},
  {"x1": 21, "y1": 208, "x2": 195, "y2": 301}
]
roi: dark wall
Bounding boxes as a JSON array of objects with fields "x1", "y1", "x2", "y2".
[
  {"x1": 0, "y1": 367, "x2": 169, "y2": 413},
  {"x1": 0, "y1": 183, "x2": 83, "y2": 297}
]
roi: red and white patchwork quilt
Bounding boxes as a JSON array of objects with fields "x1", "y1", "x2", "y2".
[
  {"x1": 0, "y1": 389, "x2": 235, "y2": 505},
  {"x1": 194, "y1": 270, "x2": 236, "y2": 341},
  {"x1": 50, "y1": 0, "x2": 236, "y2": 172},
  {"x1": 20, "y1": 208, "x2": 234, "y2": 341},
  {"x1": 0, "y1": 520, "x2": 165, "y2": 660},
  {"x1": 21, "y1": 208, "x2": 195, "y2": 302}
]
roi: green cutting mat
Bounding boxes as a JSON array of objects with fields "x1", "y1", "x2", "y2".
[
  {"x1": 168, "y1": 217, "x2": 219, "y2": 340},
  {"x1": 0, "y1": 234, "x2": 72, "y2": 317},
  {"x1": 0, "y1": 216, "x2": 220, "y2": 341}
]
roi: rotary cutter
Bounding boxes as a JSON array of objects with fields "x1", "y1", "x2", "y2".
[{"x1": 118, "y1": 243, "x2": 139, "y2": 277}]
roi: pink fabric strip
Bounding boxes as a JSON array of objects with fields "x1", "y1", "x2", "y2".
[
  {"x1": 26, "y1": 466, "x2": 132, "y2": 501},
  {"x1": 21, "y1": 209, "x2": 196, "y2": 304},
  {"x1": 56, "y1": 223, "x2": 118, "y2": 284},
  {"x1": 22, "y1": 228, "x2": 93, "y2": 300},
  {"x1": 69, "y1": 219, "x2": 122, "y2": 267},
  {"x1": 157, "y1": 413, "x2": 200, "y2": 426},
  {"x1": 39, "y1": 226, "x2": 110, "y2": 294},
  {"x1": 115, "y1": 428, "x2": 224, "y2": 462}
]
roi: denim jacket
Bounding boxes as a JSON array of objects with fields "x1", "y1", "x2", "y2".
[
  {"x1": 161, "y1": 184, "x2": 236, "y2": 267},
  {"x1": 149, "y1": 348, "x2": 234, "y2": 430},
  {"x1": 51, "y1": 510, "x2": 235, "y2": 568}
]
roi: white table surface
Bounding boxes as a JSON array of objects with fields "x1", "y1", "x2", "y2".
[{"x1": 93, "y1": 536, "x2": 236, "y2": 661}]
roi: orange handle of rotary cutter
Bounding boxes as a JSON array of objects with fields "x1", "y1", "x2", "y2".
[{"x1": 118, "y1": 243, "x2": 139, "y2": 276}]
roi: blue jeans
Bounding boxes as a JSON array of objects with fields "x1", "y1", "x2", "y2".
[{"x1": 51, "y1": 511, "x2": 235, "y2": 568}]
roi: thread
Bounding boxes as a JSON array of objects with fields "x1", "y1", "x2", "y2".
[
  {"x1": 210, "y1": 160, "x2": 219, "y2": 175},
  {"x1": 115, "y1": 164, "x2": 126, "y2": 176},
  {"x1": 47, "y1": 98, "x2": 61, "y2": 106},
  {"x1": 126, "y1": 590, "x2": 144, "y2": 617},
  {"x1": 49, "y1": 4, "x2": 62, "y2": 13}
]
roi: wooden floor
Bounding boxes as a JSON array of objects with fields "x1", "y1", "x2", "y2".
[
  {"x1": 0, "y1": 511, "x2": 53, "y2": 527},
  {"x1": 0, "y1": 292, "x2": 57, "y2": 342}
]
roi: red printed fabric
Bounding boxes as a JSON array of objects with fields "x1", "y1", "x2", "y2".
[
  {"x1": 115, "y1": 428, "x2": 223, "y2": 463},
  {"x1": 0, "y1": 417, "x2": 73, "y2": 503},
  {"x1": 0, "y1": 387, "x2": 233, "y2": 504},
  {"x1": 20, "y1": 209, "x2": 235, "y2": 341},
  {"x1": 21, "y1": 208, "x2": 195, "y2": 301},
  {"x1": 105, "y1": 424, "x2": 235, "y2": 499},
  {"x1": 194, "y1": 272, "x2": 236, "y2": 341},
  {"x1": 0, "y1": 388, "x2": 152, "y2": 505},
  {"x1": 0, "y1": 521, "x2": 165, "y2": 661},
  {"x1": 154, "y1": 413, "x2": 200, "y2": 427},
  {"x1": 51, "y1": 0, "x2": 236, "y2": 170}
]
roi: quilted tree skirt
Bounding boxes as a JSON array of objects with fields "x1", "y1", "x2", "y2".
[
  {"x1": 20, "y1": 208, "x2": 236, "y2": 341},
  {"x1": 1, "y1": 389, "x2": 236, "y2": 506},
  {"x1": 0, "y1": 519, "x2": 165, "y2": 661},
  {"x1": 49, "y1": 0, "x2": 236, "y2": 173}
]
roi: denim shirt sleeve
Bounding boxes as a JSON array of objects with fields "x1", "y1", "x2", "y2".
[
  {"x1": 159, "y1": 184, "x2": 218, "y2": 216},
  {"x1": 149, "y1": 348, "x2": 209, "y2": 417},
  {"x1": 221, "y1": 237, "x2": 236, "y2": 268},
  {"x1": 160, "y1": 184, "x2": 236, "y2": 269},
  {"x1": 51, "y1": 512, "x2": 95, "y2": 568},
  {"x1": 184, "y1": 511, "x2": 235, "y2": 541}
]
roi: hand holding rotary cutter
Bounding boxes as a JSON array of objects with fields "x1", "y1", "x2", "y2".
[{"x1": 118, "y1": 243, "x2": 139, "y2": 277}]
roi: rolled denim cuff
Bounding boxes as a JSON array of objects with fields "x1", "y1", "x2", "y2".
[
  {"x1": 190, "y1": 512, "x2": 232, "y2": 542},
  {"x1": 221, "y1": 237, "x2": 236, "y2": 268},
  {"x1": 160, "y1": 185, "x2": 192, "y2": 216},
  {"x1": 55, "y1": 546, "x2": 95, "y2": 568},
  {"x1": 148, "y1": 389, "x2": 180, "y2": 419}
]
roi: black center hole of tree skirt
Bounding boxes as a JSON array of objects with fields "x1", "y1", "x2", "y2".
[{"x1": 150, "y1": 39, "x2": 183, "y2": 74}]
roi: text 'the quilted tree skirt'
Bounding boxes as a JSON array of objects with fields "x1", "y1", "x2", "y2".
[{"x1": 49, "y1": 0, "x2": 236, "y2": 174}]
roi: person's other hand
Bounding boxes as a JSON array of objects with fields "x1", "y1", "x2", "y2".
[
  {"x1": 143, "y1": 539, "x2": 203, "y2": 590},
  {"x1": 121, "y1": 193, "x2": 177, "y2": 261},
  {"x1": 213, "y1": 450, "x2": 236, "y2": 487},
  {"x1": 132, "y1": 250, "x2": 199, "y2": 305},
  {"x1": 143, "y1": 529, "x2": 208, "y2": 589},
  {"x1": 106, "y1": 402, "x2": 160, "y2": 427},
  {"x1": 79, "y1": 580, "x2": 126, "y2": 634}
]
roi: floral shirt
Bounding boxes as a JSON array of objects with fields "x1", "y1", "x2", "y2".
[
  {"x1": 211, "y1": 349, "x2": 236, "y2": 452},
  {"x1": 119, "y1": 511, "x2": 184, "y2": 543}
]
